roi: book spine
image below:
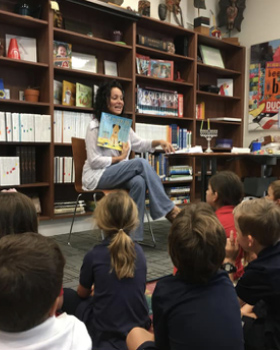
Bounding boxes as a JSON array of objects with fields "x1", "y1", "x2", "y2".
[{"x1": 137, "y1": 34, "x2": 168, "y2": 52}]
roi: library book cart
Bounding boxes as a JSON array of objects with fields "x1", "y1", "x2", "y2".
[{"x1": 0, "y1": 0, "x2": 245, "y2": 222}]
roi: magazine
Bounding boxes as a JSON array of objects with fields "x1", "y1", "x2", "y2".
[
  {"x1": 76, "y1": 83, "x2": 92, "y2": 108},
  {"x1": 53, "y1": 40, "x2": 72, "y2": 68},
  {"x1": 97, "y1": 112, "x2": 132, "y2": 151}
]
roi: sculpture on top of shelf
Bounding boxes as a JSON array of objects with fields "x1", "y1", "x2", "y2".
[
  {"x1": 164, "y1": 0, "x2": 184, "y2": 27},
  {"x1": 194, "y1": 0, "x2": 206, "y2": 16},
  {"x1": 218, "y1": 0, "x2": 246, "y2": 35},
  {"x1": 138, "y1": 1, "x2": 150, "y2": 16}
]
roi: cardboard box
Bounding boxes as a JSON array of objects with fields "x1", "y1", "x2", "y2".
[{"x1": 194, "y1": 26, "x2": 210, "y2": 36}]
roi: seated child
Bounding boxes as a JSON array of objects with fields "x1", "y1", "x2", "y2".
[
  {"x1": 266, "y1": 179, "x2": 280, "y2": 204},
  {"x1": 127, "y1": 202, "x2": 244, "y2": 350},
  {"x1": 62, "y1": 190, "x2": 150, "y2": 350},
  {"x1": 0, "y1": 232, "x2": 92, "y2": 350},
  {"x1": 0, "y1": 191, "x2": 64, "y2": 311},
  {"x1": 206, "y1": 170, "x2": 244, "y2": 280},
  {"x1": 225, "y1": 198, "x2": 280, "y2": 350}
]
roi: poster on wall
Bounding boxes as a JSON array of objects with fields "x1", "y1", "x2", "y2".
[{"x1": 248, "y1": 39, "x2": 280, "y2": 131}]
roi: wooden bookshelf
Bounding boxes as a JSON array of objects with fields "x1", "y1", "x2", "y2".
[{"x1": 0, "y1": 0, "x2": 245, "y2": 216}]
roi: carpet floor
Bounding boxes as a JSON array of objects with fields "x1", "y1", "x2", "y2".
[{"x1": 53, "y1": 220, "x2": 173, "y2": 289}]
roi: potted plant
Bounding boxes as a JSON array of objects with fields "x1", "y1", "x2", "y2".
[{"x1": 24, "y1": 87, "x2": 40, "y2": 102}]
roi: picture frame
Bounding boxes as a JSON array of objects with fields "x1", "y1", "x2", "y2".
[
  {"x1": 104, "y1": 60, "x2": 118, "y2": 76},
  {"x1": 148, "y1": 59, "x2": 174, "y2": 80},
  {"x1": 72, "y1": 52, "x2": 97, "y2": 73},
  {"x1": 199, "y1": 45, "x2": 225, "y2": 69},
  {"x1": 6, "y1": 34, "x2": 37, "y2": 62}
]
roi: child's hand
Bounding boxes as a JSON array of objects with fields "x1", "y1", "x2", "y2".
[{"x1": 225, "y1": 230, "x2": 240, "y2": 262}]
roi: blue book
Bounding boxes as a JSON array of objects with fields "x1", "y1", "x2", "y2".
[{"x1": 97, "y1": 112, "x2": 132, "y2": 151}]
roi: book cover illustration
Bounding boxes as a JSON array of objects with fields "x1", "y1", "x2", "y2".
[
  {"x1": 53, "y1": 40, "x2": 72, "y2": 68},
  {"x1": 136, "y1": 53, "x2": 150, "y2": 76},
  {"x1": 53, "y1": 80, "x2": 62, "y2": 104},
  {"x1": 97, "y1": 112, "x2": 132, "y2": 151},
  {"x1": 0, "y1": 78, "x2": 5, "y2": 99},
  {"x1": 149, "y1": 60, "x2": 174, "y2": 80},
  {"x1": 62, "y1": 80, "x2": 76, "y2": 106},
  {"x1": 76, "y1": 83, "x2": 92, "y2": 108},
  {"x1": 217, "y1": 78, "x2": 233, "y2": 96}
]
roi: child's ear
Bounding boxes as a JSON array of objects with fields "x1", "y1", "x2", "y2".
[
  {"x1": 213, "y1": 191, "x2": 219, "y2": 203},
  {"x1": 247, "y1": 234, "x2": 254, "y2": 248},
  {"x1": 48, "y1": 297, "x2": 59, "y2": 317}
]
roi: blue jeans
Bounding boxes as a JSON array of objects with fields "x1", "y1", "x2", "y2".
[{"x1": 97, "y1": 158, "x2": 174, "y2": 240}]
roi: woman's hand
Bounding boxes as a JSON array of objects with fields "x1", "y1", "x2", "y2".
[
  {"x1": 152, "y1": 140, "x2": 175, "y2": 153},
  {"x1": 121, "y1": 142, "x2": 130, "y2": 159}
]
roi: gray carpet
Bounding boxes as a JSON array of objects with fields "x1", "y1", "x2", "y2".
[{"x1": 53, "y1": 220, "x2": 173, "y2": 289}]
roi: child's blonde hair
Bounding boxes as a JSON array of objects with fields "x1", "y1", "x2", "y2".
[
  {"x1": 94, "y1": 190, "x2": 139, "y2": 279},
  {"x1": 269, "y1": 180, "x2": 280, "y2": 201},
  {"x1": 234, "y1": 198, "x2": 280, "y2": 246}
]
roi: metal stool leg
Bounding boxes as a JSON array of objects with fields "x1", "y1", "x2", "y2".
[
  {"x1": 138, "y1": 208, "x2": 156, "y2": 248},
  {"x1": 68, "y1": 193, "x2": 83, "y2": 246},
  {"x1": 93, "y1": 193, "x2": 105, "y2": 240}
]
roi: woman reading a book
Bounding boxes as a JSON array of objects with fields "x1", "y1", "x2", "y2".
[{"x1": 82, "y1": 80, "x2": 180, "y2": 241}]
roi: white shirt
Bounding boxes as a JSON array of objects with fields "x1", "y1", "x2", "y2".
[
  {"x1": 82, "y1": 119, "x2": 154, "y2": 190},
  {"x1": 0, "y1": 313, "x2": 92, "y2": 350}
]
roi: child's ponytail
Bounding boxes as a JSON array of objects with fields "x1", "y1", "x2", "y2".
[
  {"x1": 108, "y1": 228, "x2": 136, "y2": 279},
  {"x1": 93, "y1": 190, "x2": 139, "y2": 279}
]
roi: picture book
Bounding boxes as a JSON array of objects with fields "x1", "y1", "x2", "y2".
[
  {"x1": 53, "y1": 40, "x2": 72, "y2": 68},
  {"x1": 76, "y1": 83, "x2": 92, "y2": 108},
  {"x1": 62, "y1": 80, "x2": 76, "y2": 106},
  {"x1": 0, "y1": 78, "x2": 4, "y2": 99},
  {"x1": 136, "y1": 53, "x2": 150, "y2": 76},
  {"x1": 148, "y1": 59, "x2": 174, "y2": 80},
  {"x1": 5, "y1": 34, "x2": 37, "y2": 62},
  {"x1": 97, "y1": 112, "x2": 132, "y2": 151},
  {"x1": 53, "y1": 80, "x2": 62, "y2": 104},
  {"x1": 72, "y1": 52, "x2": 97, "y2": 73},
  {"x1": 217, "y1": 78, "x2": 233, "y2": 96}
]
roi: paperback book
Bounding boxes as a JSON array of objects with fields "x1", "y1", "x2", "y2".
[
  {"x1": 76, "y1": 83, "x2": 92, "y2": 108},
  {"x1": 62, "y1": 80, "x2": 76, "y2": 106},
  {"x1": 53, "y1": 40, "x2": 72, "y2": 68},
  {"x1": 53, "y1": 80, "x2": 62, "y2": 104},
  {"x1": 97, "y1": 112, "x2": 132, "y2": 151}
]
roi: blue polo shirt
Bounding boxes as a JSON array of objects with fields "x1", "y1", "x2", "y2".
[
  {"x1": 79, "y1": 239, "x2": 150, "y2": 350},
  {"x1": 152, "y1": 271, "x2": 244, "y2": 350},
  {"x1": 236, "y1": 241, "x2": 280, "y2": 348}
]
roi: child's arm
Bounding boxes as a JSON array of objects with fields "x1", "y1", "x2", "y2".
[{"x1": 77, "y1": 284, "x2": 92, "y2": 299}]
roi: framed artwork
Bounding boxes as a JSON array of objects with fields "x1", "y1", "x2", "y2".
[
  {"x1": 248, "y1": 39, "x2": 280, "y2": 131},
  {"x1": 199, "y1": 45, "x2": 225, "y2": 69},
  {"x1": 148, "y1": 59, "x2": 174, "y2": 80}
]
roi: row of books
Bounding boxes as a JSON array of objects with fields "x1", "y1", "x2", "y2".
[
  {"x1": 54, "y1": 157, "x2": 75, "y2": 184},
  {"x1": 136, "y1": 54, "x2": 174, "y2": 80},
  {"x1": 137, "y1": 86, "x2": 183, "y2": 117},
  {"x1": 196, "y1": 102, "x2": 205, "y2": 120},
  {"x1": 54, "y1": 200, "x2": 85, "y2": 215},
  {"x1": 0, "y1": 112, "x2": 51, "y2": 142},
  {"x1": 54, "y1": 110, "x2": 93, "y2": 143},
  {"x1": 146, "y1": 195, "x2": 190, "y2": 206},
  {"x1": 137, "y1": 152, "x2": 193, "y2": 179},
  {"x1": 16, "y1": 146, "x2": 36, "y2": 184},
  {"x1": 0, "y1": 157, "x2": 20, "y2": 186},
  {"x1": 54, "y1": 80, "x2": 98, "y2": 108},
  {"x1": 135, "y1": 123, "x2": 192, "y2": 149}
]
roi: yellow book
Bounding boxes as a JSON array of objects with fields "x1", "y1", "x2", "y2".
[{"x1": 62, "y1": 80, "x2": 76, "y2": 106}]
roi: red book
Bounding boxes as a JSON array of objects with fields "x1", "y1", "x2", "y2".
[{"x1": 178, "y1": 94, "x2": 184, "y2": 118}]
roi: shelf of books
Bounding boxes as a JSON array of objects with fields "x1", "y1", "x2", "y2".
[{"x1": 0, "y1": 0, "x2": 245, "y2": 219}]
